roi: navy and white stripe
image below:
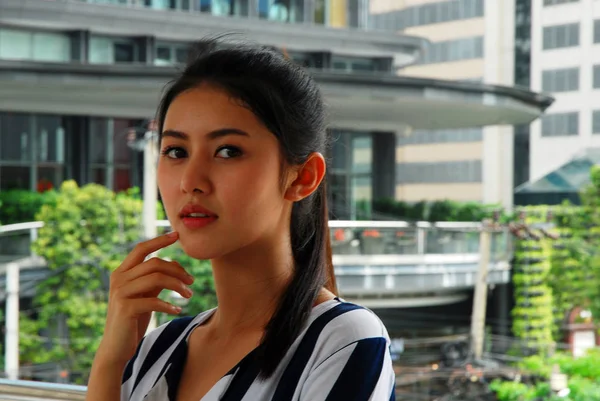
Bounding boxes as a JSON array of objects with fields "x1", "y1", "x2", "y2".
[{"x1": 121, "y1": 298, "x2": 396, "y2": 401}]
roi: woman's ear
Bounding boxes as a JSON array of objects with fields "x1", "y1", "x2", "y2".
[{"x1": 284, "y1": 152, "x2": 326, "y2": 201}]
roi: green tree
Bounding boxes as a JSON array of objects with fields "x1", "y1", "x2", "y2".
[
  {"x1": 156, "y1": 244, "x2": 217, "y2": 325},
  {"x1": 19, "y1": 181, "x2": 217, "y2": 384},
  {"x1": 19, "y1": 181, "x2": 145, "y2": 383}
]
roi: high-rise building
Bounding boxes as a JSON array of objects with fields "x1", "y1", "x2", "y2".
[
  {"x1": 370, "y1": 0, "x2": 527, "y2": 208},
  {"x1": 524, "y1": 0, "x2": 597, "y2": 197},
  {"x1": 0, "y1": 0, "x2": 550, "y2": 217}
]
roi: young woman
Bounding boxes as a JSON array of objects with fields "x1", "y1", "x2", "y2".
[{"x1": 86, "y1": 39, "x2": 395, "y2": 401}]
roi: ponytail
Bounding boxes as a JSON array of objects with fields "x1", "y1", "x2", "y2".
[
  {"x1": 257, "y1": 180, "x2": 332, "y2": 378},
  {"x1": 323, "y1": 185, "x2": 338, "y2": 296}
]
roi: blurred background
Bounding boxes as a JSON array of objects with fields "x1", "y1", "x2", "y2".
[{"x1": 1, "y1": 0, "x2": 600, "y2": 400}]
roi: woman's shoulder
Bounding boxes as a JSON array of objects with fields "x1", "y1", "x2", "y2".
[{"x1": 307, "y1": 298, "x2": 390, "y2": 355}]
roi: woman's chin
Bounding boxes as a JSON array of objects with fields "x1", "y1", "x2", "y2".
[{"x1": 177, "y1": 239, "x2": 219, "y2": 261}]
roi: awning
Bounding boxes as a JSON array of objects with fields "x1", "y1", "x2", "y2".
[
  {"x1": 515, "y1": 148, "x2": 600, "y2": 194},
  {"x1": 514, "y1": 148, "x2": 600, "y2": 205},
  {"x1": 0, "y1": 61, "x2": 554, "y2": 132}
]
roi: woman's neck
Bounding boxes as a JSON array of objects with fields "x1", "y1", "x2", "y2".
[{"x1": 206, "y1": 234, "x2": 295, "y2": 338}]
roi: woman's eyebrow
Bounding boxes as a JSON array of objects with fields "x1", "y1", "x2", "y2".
[{"x1": 161, "y1": 128, "x2": 250, "y2": 140}]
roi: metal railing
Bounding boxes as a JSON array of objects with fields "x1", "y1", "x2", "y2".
[
  {"x1": 0, "y1": 378, "x2": 86, "y2": 400},
  {"x1": 0, "y1": 220, "x2": 513, "y2": 260}
]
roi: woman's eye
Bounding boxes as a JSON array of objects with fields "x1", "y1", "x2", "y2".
[
  {"x1": 215, "y1": 146, "x2": 242, "y2": 159},
  {"x1": 162, "y1": 147, "x2": 187, "y2": 159}
]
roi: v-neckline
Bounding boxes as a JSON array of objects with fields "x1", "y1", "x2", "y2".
[{"x1": 165, "y1": 298, "x2": 343, "y2": 401}]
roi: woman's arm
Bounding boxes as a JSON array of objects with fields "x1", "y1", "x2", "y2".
[
  {"x1": 86, "y1": 352, "x2": 126, "y2": 401},
  {"x1": 300, "y1": 336, "x2": 395, "y2": 401}
]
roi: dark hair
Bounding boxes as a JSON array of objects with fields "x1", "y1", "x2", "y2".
[{"x1": 156, "y1": 37, "x2": 338, "y2": 378}]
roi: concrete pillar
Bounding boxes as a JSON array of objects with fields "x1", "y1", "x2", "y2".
[{"x1": 482, "y1": 0, "x2": 516, "y2": 210}]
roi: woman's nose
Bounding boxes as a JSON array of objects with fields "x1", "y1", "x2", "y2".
[{"x1": 180, "y1": 159, "x2": 212, "y2": 195}]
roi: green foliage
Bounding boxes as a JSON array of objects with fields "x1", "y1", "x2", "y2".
[
  {"x1": 20, "y1": 181, "x2": 145, "y2": 384},
  {"x1": 19, "y1": 181, "x2": 215, "y2": 384},
  {"x1": 0, "y1": 190, "x2": 58, "y2": 225},
  {"x1": 157, "y1": 243, "x2": 217, "y2": 325},
  {"x1": 489, "y1": 380, "x2": 538, "y2": 401},
  {"x1": 511, "y1": 206, "x2": 555, "y2": 354},
  {"x1": 518, "y1": 355, "x2": 553, "y2": 379},
  {"x1": 371, "y1": 198, "x2": 509, "y2": 222},
  {"x1": 552, "y1": 349, "x2": 600, "y2": 380}
]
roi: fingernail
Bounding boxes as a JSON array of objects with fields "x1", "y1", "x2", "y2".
[
  {"x1": 184, "y1": 287, "x2": 193, "y2": 297},
  {"x1": 166, "y1": 231, "x2": 178, "y2": 238},
  {"x1": 172, "y1": 305, "x2": 182, "y2": 313}
]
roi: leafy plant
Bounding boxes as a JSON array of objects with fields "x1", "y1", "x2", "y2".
[
  {"x1": 0, "y1": 190, "x2": 58, "y2": 225},
  {"x1": 18, "y1": 181, "x2": 217, "y2": 384}
]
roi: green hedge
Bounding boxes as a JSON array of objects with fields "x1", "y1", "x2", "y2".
[
  {"x1": 371, "y1": 198, "x2": 510, "y2": 222},
  {"x1": 0, "y1": 190, "x2": 59, "y2": 225},
  {"x1": 2, "y1": 191, "x2": 508, "y2": 225}
]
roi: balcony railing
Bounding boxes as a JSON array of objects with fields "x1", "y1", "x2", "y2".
[
  {"x1": 0, "y1": 220, "x2": 512, "y2": 261},
  {"x1": 0, "y1": 378, "x2": 86, "y2": 400}
]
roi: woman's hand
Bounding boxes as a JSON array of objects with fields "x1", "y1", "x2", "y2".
[{"x1": 96, "y1": 231, "x2": 194, "y2": 367}]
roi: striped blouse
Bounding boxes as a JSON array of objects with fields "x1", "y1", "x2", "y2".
[{"x1": 121, "y1": 298, "x2": 396, "y2": 401}]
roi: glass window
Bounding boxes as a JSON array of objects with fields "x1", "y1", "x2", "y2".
[
  {"x1": 89, "y1": 36, "x2": 137, "y2": 64},
  {"x1": 398, "y1": 127, "x2": 483, "y2": 146},
  {"x1": 420, "y1": 36, "x2": 483, "y2": 64},
  {"x1": 0, "y1": 167, "x2": 30, "y2": 190},
  {"x1": 543, "y1": 0, "x2": 579, "y2": 6},
  {"x1": 543, "y1": 23, "x2": 579, "y2": 50},
  {"x1": 146, "y1": 0, "x2": 171, "y2": 9},
  {"x1": 370, "y1": 0, "x2": 484, "y2": 31},
  {"x1": 0, "y1": 29, "x2": 70, "y2": 62},
  {"x1": 396, "y1": 160, "x2": 482, "y2": 184},
  {"x1": 328, "y1": 131, "x2": 373, "y2": 219},
  {"x1": 202, "y1": 0, "x2": 248, "y2": 16},
  {"x1": 114, "y1": 168, "x2": 131, "y2": 192},
  {"x1": 37, "y1": 116, "x2": 65, "y2": 163},
  {"x1": 113, "y1": 119, "x2": 133, "y2": 165},
  {"x1": 176, "y1": 47, "x2": 189, "y2": 63},
  {"x1": 542, "y1": 68, "x2": 579, "y2": 92},
  {"x1": 38, "y1": 166, "x2": 64, "y2": 191},
  {"x1": 88, "y1": 118, "x2": 135, "y2": 192},
  {"x1": 155, "y1": 46, "x2": 172, "y2": 66},
  {"x1": 89, "y1": 118, "x2": 109, "y2": 164},
  {"x1": 154, "y1": 43, "x2": 189, "y2": 65},
  {"x1": 114, "y1": 43, "x2": 135, "y2": 63},
  {"x1": 89, "y1": 37, "x2": 113, "y2": 64},
  {"x1": 593, "y1": 65, "x2": 600, "y2": 88},
  {"x1": 314, "y1": 0, "x2": 326, "y2": 24},
  {"x1": 541, "y1": 112, "x2": 579, "y2": 137},
  {"x1": 258, "y1": 0, "x2": 303, "y2": 22},
  {"x1": 0, "y1": 29, "x2": 31, "y2": 60},
  {"x1": 594, "y1": 20, "x2": 600, "y2": 44},
  {"x1": 0, "y1": 113, "x2": 67, "y2": 191},
  {"x1": 332, "y1": 56, "x2": 379, "y2": 73},
  {"x1": 32, "y1": 32, "x2": 71, "y2": 62},
  {"x1": 593, "y1": 111, "x2": 600, "y2": 134},
  {"x1": 0, "y1": 113, "x2": 31, "y2": 162}
]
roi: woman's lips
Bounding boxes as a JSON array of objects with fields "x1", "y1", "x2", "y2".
[{"x1": 181, "y1": 215, "x2": 218, "y2": 229}]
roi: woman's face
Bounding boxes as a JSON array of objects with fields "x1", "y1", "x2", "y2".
[{"x1": 157, "y1": 85, "x2": 291, "y2": 260}]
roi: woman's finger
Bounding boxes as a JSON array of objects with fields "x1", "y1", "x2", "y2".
[
  {"x1": 115, "y1": 272, "x2": 193, "y2": 300},
  {"x1": 121, "y1": 257, "x2": 194, "y2": 286},
  {"x1": 116, "y1": 232, "x2": 179, "y2": 273},
  {"x1": 115, "y1": 297, "x2": 183, "y2": 316}
]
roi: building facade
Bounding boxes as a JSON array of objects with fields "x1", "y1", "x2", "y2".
[
  {"x1": 370, "y1": 0, "x2": 520, "y2": 208},
  {"x1": 529, "y1": 0, "x2": 599, "y2": 185},
  {"x1": 0, "y1": 0, "x2": 550, "y2": 219}
]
